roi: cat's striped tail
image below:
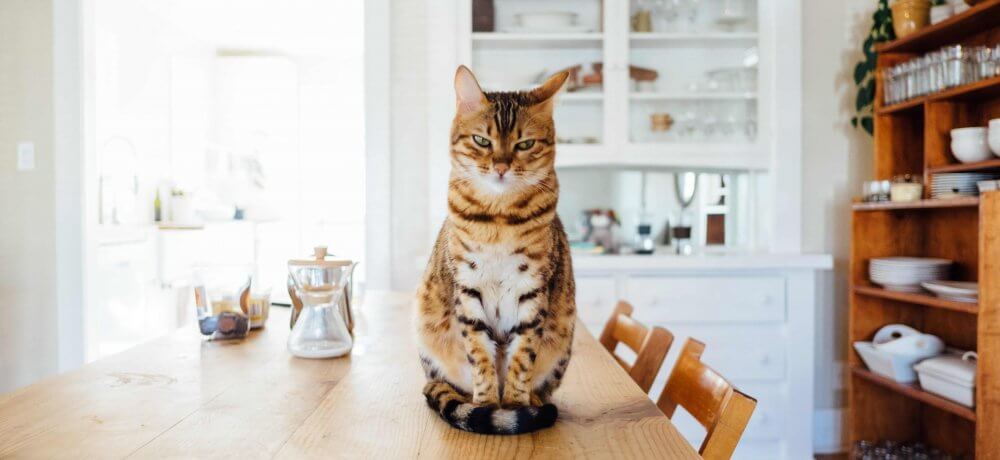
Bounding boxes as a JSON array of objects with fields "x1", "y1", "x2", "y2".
[{"x1": 422, "y1": 381, "x2": 557, "y2": 435}]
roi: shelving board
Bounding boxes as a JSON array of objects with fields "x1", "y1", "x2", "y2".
[
  {"x1": 853, "y1": 284, "x2": 978, "y2": 315},
  {"x1": 851, "y1": 197, "x2": 980, "y2": 211},
  {"x1": 875, "y1": 0, "x2": 1000, "y2": 53},
  {"x1": 629, "y1": 92, "x2": 757, "y2": 101},
  {"x1": 560, "y1": 92, "x2": 604, "y2": 102},
  {"x1": 629, "y1": 32, "x2": 758, "y2": 48},
  {"x1": 851, "y1": 367, "x2": 977, "y2": 422},
  {"x1": 928, "y1": 158, "x2": 1000, "y2": 174},
  {"x1": 877, "y1": 76, "x2": 1000, "y2": 115},
  {"x1": 471, "y1": 32, "x2": 603, "y2": 49},
  {"x1": 556, "y1": 143, "x2": 768, "y2": 170}
]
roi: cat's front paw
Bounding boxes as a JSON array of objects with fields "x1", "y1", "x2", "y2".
[
  {"x1": 501, "y1": 388, "x2": 531, "y2": 408},
  {"x1": 473, "y1": 388, "x2": 500, "y2": 407}
]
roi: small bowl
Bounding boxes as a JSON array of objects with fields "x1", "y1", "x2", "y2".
[
  {"x1": 952, "y1": 127, "x2": 987, "y2": 137},
  {"x1": 989, "y1": 119, "x2": 1000, "y2": 155},
  {"x1": 951, "y1": 128, "x2": 991, "y2": 163}
]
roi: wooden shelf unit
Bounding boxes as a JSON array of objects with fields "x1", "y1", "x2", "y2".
[
  {"x1": 851, "y1": 197, "x2": 979, "y2": 211},
  {"x1": 850, "y1": 6, "x2": 1000, "y2": 457}
]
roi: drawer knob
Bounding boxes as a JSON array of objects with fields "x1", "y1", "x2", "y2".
[{"x1": 759, "y1": 355, "x2": 771, "y2": 366}]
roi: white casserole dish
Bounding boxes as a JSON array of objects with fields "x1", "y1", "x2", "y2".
[
  {"x1": 854, "y1": 341, "x2": 925, "y2": 383},
  {"x1": 914, "y1": 351, "x2": 977, "y2": 407}
]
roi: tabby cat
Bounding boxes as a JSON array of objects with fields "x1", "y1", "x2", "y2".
[{"x1": 416, "y1": 66, "x2": 577, "y2": 435}]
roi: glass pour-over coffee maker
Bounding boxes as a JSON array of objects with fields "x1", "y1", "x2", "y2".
[{"x1": 287, "y1": 254, "x2": 356, "y2": 358}]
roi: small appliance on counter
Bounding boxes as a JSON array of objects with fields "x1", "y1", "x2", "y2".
[
  {"x1": 287, "y1": 247, "x2": 358, "y2": 359},
  {"x1": 634, "y1": 224, "x2": 655, "y2": 255}
]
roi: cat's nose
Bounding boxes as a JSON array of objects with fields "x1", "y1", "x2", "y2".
[{"x1": 494, "y1": 163, "x2": 509, "y2": 178}]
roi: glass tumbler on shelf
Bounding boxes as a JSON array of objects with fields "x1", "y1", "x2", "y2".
[
  {"x1": 287, "y1": 257, "x2": 357, "y2": 359},
  {"x1": 942, "y1": 45, "x2": 971, "y2": 88},
  {"x1": 972, "y1": 46, "x2": 994, "y2": 81}
]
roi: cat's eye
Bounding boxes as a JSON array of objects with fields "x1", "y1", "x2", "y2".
[
  {"x1": 515, "y1": 139, "x2": 535, "y2": 151},
  {"x1": 472, "y1": 135, "x2": 491, "y2": 147}
]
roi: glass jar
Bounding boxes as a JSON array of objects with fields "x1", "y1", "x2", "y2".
[
  {"x1": 883, "y1": 67, "x2": 897, "y2": 105},
  {"x1": 972, "y1": 46, "x2": 993, "y2": 82},
  {"x1": 942, "y1": 45, "x2": 970, "y2": 88}
]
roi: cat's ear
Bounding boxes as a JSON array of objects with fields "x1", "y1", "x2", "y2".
[
  {"x1": 530, "y1": 71, "x2": 569, "y2": 107},
  {"x1": 455, "y1": 65, "x2": 487, "y2": 116}
]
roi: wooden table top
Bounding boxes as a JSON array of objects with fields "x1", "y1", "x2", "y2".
[{"x1": 0, "y1": 292, "x2": 699, "y2": 459}]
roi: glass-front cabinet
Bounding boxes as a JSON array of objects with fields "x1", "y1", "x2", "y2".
[{"x1": 458, "y1": 0, "x2": 783, "y2": 254}]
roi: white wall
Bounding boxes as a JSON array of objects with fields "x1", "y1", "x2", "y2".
[
  {"x1": 0, "y1": 0, "x2": 61, "y2": 393},
  {"x1": 801, "y1": 0, "x2": 875, "y2": 452},
  {"x1": 389, "y1": 0, "x2": 432, "y2": 289}
]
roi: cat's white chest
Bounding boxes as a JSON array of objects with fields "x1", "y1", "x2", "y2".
[{"x1": 455, "y1": 243, "x2": 535, "y2": 332}]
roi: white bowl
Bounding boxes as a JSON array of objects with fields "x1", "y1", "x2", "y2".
[
  {"x1": 952, "y1": 130, "x2": 991, "y2": 163},
  {"x1": 515, "y1": 11, "x2": 578, "y2": 30},
  {"x1": 989, "y1": 119, "x2": 1000, "y2": 155},
  {"x1": 952, "y1": 127, "x2": 987, "y2": 138}
]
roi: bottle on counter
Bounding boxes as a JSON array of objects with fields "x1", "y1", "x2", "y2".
[{"x1": 153, "y1": 190, "x2": 162, "y2": 223}]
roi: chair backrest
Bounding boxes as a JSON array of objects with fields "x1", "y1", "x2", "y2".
[
  {"x1": 656, "y1": 338, "x2": 757, "y2": 460},
  {"x1": 598, "y1": 301, "x2": 674, "y2": 393}
]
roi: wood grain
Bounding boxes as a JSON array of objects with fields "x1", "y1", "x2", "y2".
[
  {"x1": 656, "y1": 339, "x2": 756, "y2": 459},
  {"x1": 978, "y1": 192, "x2": 1000, "y2": 458},
  {"x1": 851, "y1": 366, "x2": 975, "y2": 422},
  {"x1": 0, "y1": 292, "x2": 699, "y2": 459},
  {"x1": 852, "y1": 284, "x2": 979, "y2": 315}
]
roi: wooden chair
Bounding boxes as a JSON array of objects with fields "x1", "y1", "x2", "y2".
[
  {"x1": 656, "y1": 338, "x2": 757, "y2": 460},
  {"x1": 598, "y1": 301, "x2": 674, "y2": 393}
]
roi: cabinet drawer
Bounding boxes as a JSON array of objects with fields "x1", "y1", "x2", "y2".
[
  {"x1": 574, "y1": 276, "x2": 617, "y2": 334},
  {"x1": 625, "y1": 276, "x2": 786, "y2": 323},
  {"x1": 647, "y1": 326, "x2": 787, "y2": 386}
]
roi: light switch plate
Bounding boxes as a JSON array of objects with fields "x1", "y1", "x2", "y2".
[{"x1": 17, "y1": 142, "x2": 35, "y2": 171}]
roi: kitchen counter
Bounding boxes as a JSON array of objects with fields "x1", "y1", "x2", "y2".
[
  {"x1": 0, "y1": 292, "x2": 698, "y2": 459},
  {"x1": 572, "y1": 252, "x2": 833, "y2": 272}
]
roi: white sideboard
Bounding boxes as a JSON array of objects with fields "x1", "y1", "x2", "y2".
[{"x1": 573, "y1": 253, "x2": 831, "y2": 460}]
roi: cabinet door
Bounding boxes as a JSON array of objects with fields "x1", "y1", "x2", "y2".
[
  {"x1": 625, "y1": 275, "x2": 785, "y2": 323},
  {"x1": 574, "y1": 276, "x2": 618, "y2": 334}
]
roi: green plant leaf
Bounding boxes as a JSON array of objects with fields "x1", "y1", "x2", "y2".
[
  {"x1": 856, "y1": 79, "x2": 875, "y2": 111},
  {"x1": 854, "y1": 62, "x2": 869, "y2": 85},
  {"x1": 861, "y1": 116, "x2": 874, "y2": 135}
]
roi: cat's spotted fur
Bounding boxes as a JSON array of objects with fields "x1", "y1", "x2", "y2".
[{"x1": 416, "y1": 66, "x2": 576, "y2": 435}]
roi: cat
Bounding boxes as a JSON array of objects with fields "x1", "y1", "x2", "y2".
[{"x1": 415, "y1": 65, "x2": 577, "y2": 435}]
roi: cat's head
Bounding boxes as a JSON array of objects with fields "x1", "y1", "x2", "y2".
[{"x1": 450, "y1": 65, "x2": 568, "y2": 195}]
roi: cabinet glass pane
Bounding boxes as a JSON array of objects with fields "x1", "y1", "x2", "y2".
[
  {"x1": 470, "y1": 0, "x2": 605, "y2": 145},
  {"x1": 627, "y1": 0, "x2": 759, "y2": 145},
  {"x1": 557, "y1": 167, "x2": 760, "y2": 253}
]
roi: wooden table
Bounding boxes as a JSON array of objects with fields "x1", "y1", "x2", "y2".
[{"x1": 0, "y1": 292, "x2": 699, "y2": 459}]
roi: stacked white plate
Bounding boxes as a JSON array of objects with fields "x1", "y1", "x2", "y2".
[
  {"x1": 920, "y1": 280, "x2": 978, "y2": 303},
  {"x1": 931, "y1": 173, "x2": 1000, "y2": 198},
  {"x1": 869, "y1": 257, "x2": 952, "y2": 292}
]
